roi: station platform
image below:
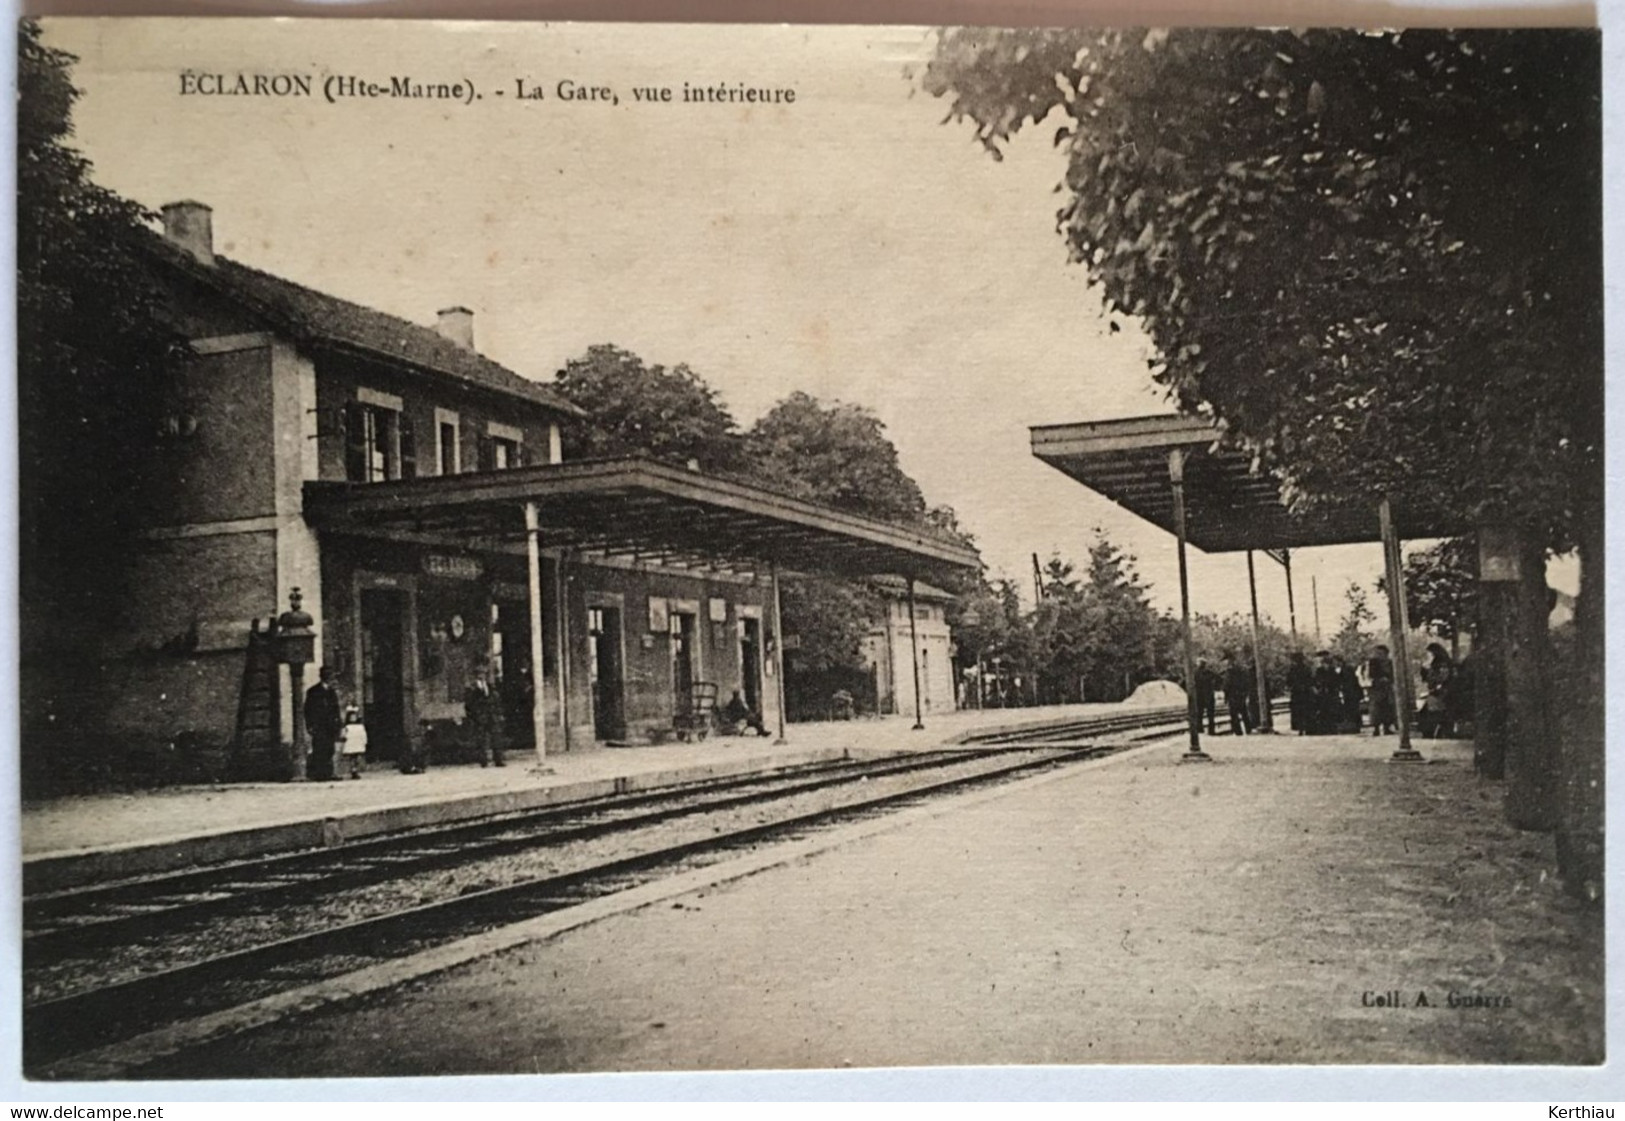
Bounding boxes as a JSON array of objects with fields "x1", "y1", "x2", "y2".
[
  {"x1": 21, "y1": 702, "x2": 1138, "y2": 893},
  {"x1": 111, "y1": 728, "x2": 1605, "y2": 1076}
]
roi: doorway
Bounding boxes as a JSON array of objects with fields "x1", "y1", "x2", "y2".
[
  {"x1": 588, "y1": 605, "x2": 625, "y2": 741},
  {"x1": 670, "y1": 610, "x2": 697, "y2": 713},
  {"x1": 740, "y1": 616, "x2": 763, "y2": 712},
  {"x1": 359, "y1": 588, "x2": 408, "y2": 761}
]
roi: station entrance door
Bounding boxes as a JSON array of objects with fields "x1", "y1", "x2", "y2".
[
  {"x1": 359, "y1": 588, "x2": 409, "y2": 762},
  {"x1": 588, "y1": 605, "x2": 625, "y2": 741},
  {"x1": 740, "y1": 616, "x2": 763, "y2": 712}
]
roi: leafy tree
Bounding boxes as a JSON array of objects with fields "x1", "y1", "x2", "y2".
[
  {"x1": 746, "y1": 392, "x2": 928, "y2": 525},
  {"x1": 553, "y1": 344, "x2": 745, "y2": 472},
  {"x1": 1161, "y1": 611, "x2": 1307, "y2": 698},
  {"x1": 1386, "y1": 537, "x2": 1477, "y2": 650},
  {"x1": 923, "y1": 28, "x2": 1600, "y2": 544},
  {"x1": 19, "y1": 20, "x2": 184, "y2": 792},
  {"x1": 1330, "y1": 581, "x2": 1378, "y2": 665},
  {"x1": 923, "y1": 27, "x2": 1602, "y2": 891},
  {"x1": 1029, "y1": 539, "x2": 1159, "y2": 703},
  {"x1": 953, "y1": 578, "x2": 1035, "y2": 707},
  {"x1": 744, "y1": 391, "x2": 975, "y2": 699}
]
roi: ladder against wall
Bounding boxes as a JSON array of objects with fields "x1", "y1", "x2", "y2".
[{"x1": 233, "y1": 617, "x2": 283, "y2": 777}]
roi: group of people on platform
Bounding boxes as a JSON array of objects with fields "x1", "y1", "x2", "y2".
[
  {"x1": 1284, "y1": 642, "x2": 1470, "y2": 738},
  {"x1": 303, "y1": 657, "x2": 533, "y2": 779},
  {"x1": 1285, "y1": 648, "x2": 1391, "y2": 736},
  {"x1": 1193, "y1": 654, "x2": 1264, "y2": 736},
  {"x1": 1193, "y1": 642, "x2": 1471, "y2": 739},
  {"x1": 303, "y1": 660, "x2": 771, "y2": 779}
]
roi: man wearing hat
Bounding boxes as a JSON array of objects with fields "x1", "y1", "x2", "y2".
[{"x1": 305, "y1": 664, "x2": 343, "y2": 781}]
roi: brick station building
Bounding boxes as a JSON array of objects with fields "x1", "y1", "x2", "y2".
[{"x1": 75, "y1": 202, "x2": 975, "y2": 778}]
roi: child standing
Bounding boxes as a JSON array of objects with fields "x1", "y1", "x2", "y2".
[{"x1": 340, "y1": 706, "x2": 369, "y2": 779}]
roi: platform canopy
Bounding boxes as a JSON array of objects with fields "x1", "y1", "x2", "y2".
[
  {"x1": 1031, "y1": 414, "x2": 1466, "y2": 553},
  {"x1": 304, "y1": 454, "x2": 980, "y2": 583}
]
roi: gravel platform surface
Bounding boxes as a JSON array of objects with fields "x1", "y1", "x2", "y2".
[{"x1": 127, "y1": 732, "x2": 1603, "y2": 1077}]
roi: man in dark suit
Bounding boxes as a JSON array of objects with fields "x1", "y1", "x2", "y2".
[
  {"x1": 304, "y1": 664, "x2": 343, "y2": 781},
  {"x1": 465, "y1": 660, "x2": 505, "y2": 767},
  {"x1": 1195, "y1": 658, "x2": 1220, "y2": 735},
  {"x1": 1222, "y1": 652, "x2": 1254, "y2": 736}
]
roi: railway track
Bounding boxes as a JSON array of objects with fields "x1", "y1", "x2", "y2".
[
  {"x1": 964, "y1": 701, "x2": 1289, "y2": 745},
  {"x1": 24, "y1": 749, "x2": 973, "y2": 963},
  {"x1": 25, "y1": 706, "x2": 1199, "y2": 1072}
]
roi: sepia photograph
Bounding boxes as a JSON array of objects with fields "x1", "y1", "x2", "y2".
[{"x1": 12, "y1": 11, "x2": 1606, "y2": 1092}]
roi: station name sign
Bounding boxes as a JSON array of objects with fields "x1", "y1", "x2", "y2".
[{"x1": 423, "y1": 554, "x2": 483, "y2": 582}]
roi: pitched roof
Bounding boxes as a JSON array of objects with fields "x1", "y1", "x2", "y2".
[{"x1": 146, "y1": 236, "x2": 585, "y2": 418}]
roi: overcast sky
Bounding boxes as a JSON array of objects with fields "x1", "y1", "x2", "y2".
[{"x1": 43, "y1": 18, "x2": 1571, "y2": 631}]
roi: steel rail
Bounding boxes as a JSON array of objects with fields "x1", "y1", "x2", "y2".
[
  {"x1": 25, "y1": 744, "x2": 1107, "y2": 1070},
  {"x1": 24, "y1": 748, "x2": 995, "y2": 965},
  {"x1": 30, "y1": 700, "x2": 1210, "y2": 948}
]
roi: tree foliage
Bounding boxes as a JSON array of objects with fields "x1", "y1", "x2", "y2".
[
  {"x1": 745, "y1": 391, "x2": 928, "y2": 525},
  {"x1": 19, "y1": 19, "x2": 182, "y2": 620},
  {"x1": 1157, "y1": 611, "x2": 1306, "y2": 696},
  {"x1": 1387, "y1": 537, "x2": 1478, "y2": 641},
  {"x1": 923, "y1": 28, "x2": 1602, "y2": 546},
  {"x1": 1029, "y1": 538, "x2": 1159, "y2": 703},
  {"x1": 925, "y1": 24, "x2": 1604, "y2": 897},
  {"x1": 551, "y1": 349, "x2": 976, "y2": 691},
  {"x1": 1330, "y1": 580, "x2": 1379, "y2": 664},
  {"x1": 553, "y1": 344, "x2": 745, "y2": 472}
]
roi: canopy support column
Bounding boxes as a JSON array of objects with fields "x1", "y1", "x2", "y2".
[
  {"x1": 907, "y1": 577, "x2": 924, "y2": 731},
  {"x1": 524, "y1": 501, "x2": 550, "y2": 770},
  {"x1": 1171, "y1": 450, "x2": 1208, "y2": 762},
  {"x1": 770, "y1": 562, "x2": 788, "y2": 745},
  {"x1": 555, "y1": 548, "x2": 570, "y2": 751},
  {"x1": 1283, "y1": 549, "x2": 1297, "y2": 638},
  {"x1": 1247, "y1": 550, "x2": 1272, "y2": 732},
  {"x1": 1379, "y1": 497, "x2": 1423, "y2": 762}
]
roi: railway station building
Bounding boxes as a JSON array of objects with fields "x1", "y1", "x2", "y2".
[
  {"x1": 83, "y1": 201, "x2": 976, "y2": 778},
  {"x1": 862, "y1": 577, "x2": 958, "y2": 717}
]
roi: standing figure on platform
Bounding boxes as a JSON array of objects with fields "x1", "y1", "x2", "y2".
[
  {"x1": 1195, "y1": 658, "x2": 1220, "y2": 735},
  {"x1": 1420, "y1": 643, "x2": 1456, "y2": 738},
  {"x1": 1222, "y1": 652, "x2": 1253, "y2": 735},
  {"x1": 1312, "y1": 651, "x2": 1341, "y2": 735},
  {"x1": 304, "y1": 665, "x2": 342, "y2": 781},
  {"x1": 1287, "y1": 652, "x2": 1315, "y2": 735},
  {"x1": 1367, "y1": 644, "x2": 1398, "y2": 735},
  {"x1": 340, "y1": 704, "x2": 369, "y2": 779},
  {"x1": 504, "y1": 660, "x2": 536, "y2": 754},
  {"x1": 465, "y1": 659, "x2": 506, "y2": 767},
  {"x1": 1335, "y1": 654, "x2": 1365, "y2": 733}
]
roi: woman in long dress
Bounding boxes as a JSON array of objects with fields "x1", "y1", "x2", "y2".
[
  {"x1": 1421, "y1": 643, "x2": 1456, "y2": 738},
  {"x1": 1287, "y1": 652, "x2": 1315, "y2": 735},
  {"x1": 1367, "y1": 644, "x2": 1397, "y2": 735}
]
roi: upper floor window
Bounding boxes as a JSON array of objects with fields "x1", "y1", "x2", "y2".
[
  {"x1": 344, "y1": 389, "x2": 413, "y2": 483},
  {"x1": 485, "y1": 421, "x2": 524, "y2": 471},
  {"x1": 435, "y1": 408, "x2": 461, "y2": 476},
  {"x1": 492, "y1": 437, "x2": 520, "y2": 470}
]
